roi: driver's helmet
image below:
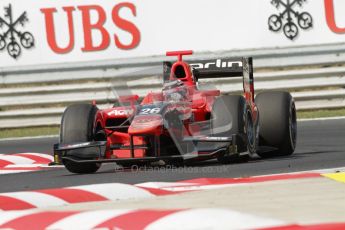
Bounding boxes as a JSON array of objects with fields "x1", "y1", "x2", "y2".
[{"x1": 162, "y1": 80, "x2": 188, "y2": 102}]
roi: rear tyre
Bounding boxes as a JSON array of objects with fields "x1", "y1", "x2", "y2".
[
  {"x1": 211, "y1": 95, "x2": 255, "y2": 164},
  {"x1": 255, "y1": 91, "x2": 297, "y2": 158},
  {"x1": 60, "y1": 104, "x2": 101, "y2": 174}
]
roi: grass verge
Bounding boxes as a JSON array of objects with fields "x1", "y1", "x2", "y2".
[
  {"x1": 0, "y1": 126, "x2": 59, "y2": 139},
  {"x1": 298, "y1": 108, "x2": 345, "y2": 119}
]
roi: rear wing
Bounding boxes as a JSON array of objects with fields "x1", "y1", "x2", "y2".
[
  {"x1": 163, "y1": 57, "x2": 253, "y2": 80},
  {"x1": 191, "y1": 57, "x2": 255, "y2": 101},
  {"x1": 190, "y1": 57, "x2": 253, "y2": 80},
  {"x1": 163, "y1": 57, "x2": 255, "y2": 101}
]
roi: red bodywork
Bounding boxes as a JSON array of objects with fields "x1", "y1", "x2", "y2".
[{"x1": 94, "y1": 51, "x2": 258, "y2": 159}]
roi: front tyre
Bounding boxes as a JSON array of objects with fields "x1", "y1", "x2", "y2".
[
  {"x1": 255, "y1": 91, "x2": 297, "y2": 158},
  {"x1": 60, "y1": 104, "x2": 101, "y2": 174},
  {"x1": 64, "y1": 160, "x2": 101, "y2": 174}
]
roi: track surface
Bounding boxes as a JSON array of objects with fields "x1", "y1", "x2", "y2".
[{"x1": 0, "y1": 119, "x2": 344, "y2": 192}]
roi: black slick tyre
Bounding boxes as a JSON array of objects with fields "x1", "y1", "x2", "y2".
[
  {"x1": 60, "y1": 104, "x2": 101, "y2": 174},
  {"x1": 255, "y1": 91, "x2": 297, "y2": 158}
]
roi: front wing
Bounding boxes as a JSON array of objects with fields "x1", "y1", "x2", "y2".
[{"x1": 52, "y1": 134, "x2": 241, "y2": 165}]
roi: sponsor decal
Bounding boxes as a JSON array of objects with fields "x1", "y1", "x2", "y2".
[
  {"x1": 108, "y1": 109, "x2": 134, "y2": 116},
  {"x1": 139, "y1": 107, "x2": 161, "y2": 115},
  {"x1": 40, "y1": 3, "x2": 141, "y2": 54},
  {"x1": 0, "y1": 4, "x2": 34, "y2": 59},
  {"x1": 324, "y1": 0, "x2": 345, "y2": 34},
  {"x1": 190, "y1": 59, "x2": 243, "y2": 69},
  {"x1": 268, "y1": 0, "x2": 313, "y2": 40}
]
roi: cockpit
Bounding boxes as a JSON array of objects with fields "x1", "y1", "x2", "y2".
[{"x1": 162, "y1": 80, "x2": 189, "y2": 103}]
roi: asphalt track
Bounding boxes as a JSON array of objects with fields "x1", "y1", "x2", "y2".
[{"x1": 0, "y1": 118, "x2": 344, "y2": 193}]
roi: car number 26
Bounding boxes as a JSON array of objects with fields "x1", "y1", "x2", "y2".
[{"x1": 140, "y1": 108, "x2": 160, "y2": 114}]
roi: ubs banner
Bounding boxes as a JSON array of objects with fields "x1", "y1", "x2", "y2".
[{"x1": 0, "y1": 0, "x2": 344, "y2": 67}]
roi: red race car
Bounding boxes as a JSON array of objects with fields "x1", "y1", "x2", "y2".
[{"x1": 53, "y1": 51, "x2": 297, "y2": 174}]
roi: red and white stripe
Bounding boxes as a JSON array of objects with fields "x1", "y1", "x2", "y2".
[
  {"x1": 1, "y1": 209, "x2": 344, "y2": 230},
  {"x1": 0, "y1": 208, "x2": 286, "y2": 230},
  {"x1": 0, "y1": 183, "x2": 155, "y2": 211},
  {"x1": 0, "y1": 173, "x2": 323, "y2": 211},
  {"x1": 1, "y1": 172, "x2": 344, "y2": 229},
  {"x1": 0, "y1": 153, "x2": 54, "y2": 174}
]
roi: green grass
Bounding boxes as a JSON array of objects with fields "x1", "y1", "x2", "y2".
[
  {"x1": 0, "y1": 109, "x2": 344, "y2": 139},
  {"x1": 0, "y1": 126, "x2": 59, "y2": 139},
  {"x1": 298, "y1": 108, "x2": 345, "y2": 119}
]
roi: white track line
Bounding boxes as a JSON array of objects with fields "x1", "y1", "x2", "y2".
[
  {"x1": 0, "y1": 135, "x2": 58, "y2": 142},
  {"x1": 136, "y1": 182, "x2": 195, "y2": 189},
  {"x1": 4, "y1": 164, "x2": 48, "y2": 168},
  {"x1": 298, "y1": 116, "x2": 345, "y2": 121},
  {"x1": 0, "y1": 170, "x2": 34, "y2": 174}
]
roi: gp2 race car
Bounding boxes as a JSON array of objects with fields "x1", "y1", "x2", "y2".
[{"x1": 53, "y1": 50, "x2": 297, "y2": 174}]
